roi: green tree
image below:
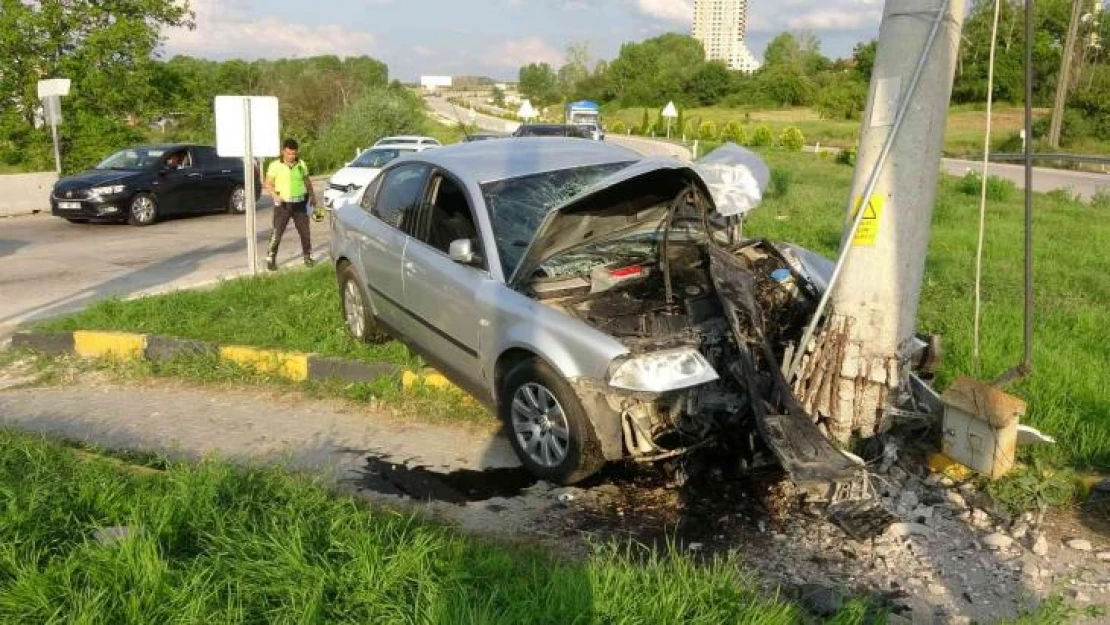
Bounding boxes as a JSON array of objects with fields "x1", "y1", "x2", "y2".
[
  {"x1": 851, "y1": 40, "x2": 878, "y2": 83},
  {"x1": 691, "y1": 61, "x2": 734, "y2": 105},
  {"x1": 604, "y1": 34, "x2": 706, "y2": 106},
  {"x1": 518, "y1": 62, "x2": 561, "y2": 107}
]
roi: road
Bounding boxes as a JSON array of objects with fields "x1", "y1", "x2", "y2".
[
  {"x1": 0, "y1": 189, "x2": 329, "y2": 339},
  {"x1": 428, "y1": 96, "x2": 1109, "y2": 198}
]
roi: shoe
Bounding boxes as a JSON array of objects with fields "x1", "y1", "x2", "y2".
[
  {"x1": 303, "y1": 255, "x2": 315, "y2": 268},
  {"x1": 266, "y1": 256, "x2": 277, "y2": 271}
]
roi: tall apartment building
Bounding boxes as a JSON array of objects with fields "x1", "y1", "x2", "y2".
[{"x1": 692, "y1": 0, "x2": 761, "y2": 73}]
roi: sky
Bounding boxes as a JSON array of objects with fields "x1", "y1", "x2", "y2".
[{"x1": 164, "y1": 0, "x2": 885, "y2": 81}]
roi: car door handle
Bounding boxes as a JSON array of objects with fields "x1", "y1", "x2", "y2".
[
  {"x1": 187, "y1": 172, "x2": 202, "y2": 178},
  {"x1": 221, "y1": 169, "x2": 232, "y2": 173}
]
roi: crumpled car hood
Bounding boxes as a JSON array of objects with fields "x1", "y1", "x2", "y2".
[{"x1": 508, "y1": 144, "x2": 771, "y2": 287}]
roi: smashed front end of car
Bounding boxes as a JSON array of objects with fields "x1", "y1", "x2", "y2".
[{"x1": 510, "y1": 146, "x2": 889, "y2": 530}]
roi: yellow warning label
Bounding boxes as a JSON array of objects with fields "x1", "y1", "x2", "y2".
[{"x1": 851, "y1": 195, "x2": 885, "y2": 246}]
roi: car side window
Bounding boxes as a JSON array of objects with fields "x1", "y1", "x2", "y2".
[
  {"x1": 370, "y1": 164, "x2": 429, "y2": 234},
  {"x1": 359, "y1": 175, "x2": 384, "y2": 212},
  {"x1": 414, "y1": 174, "x2": 484, "y2": 267},
  {"x1": 193, "y1": 146, "x2": 218, "y2": 169}
]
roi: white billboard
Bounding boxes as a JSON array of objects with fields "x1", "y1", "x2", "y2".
[
  {"x1": 214, "y1": 96, "x2": 280, "y2": 158},
  {"x1": 420, "y1": 75, "x2": 453, "y2": 91}
]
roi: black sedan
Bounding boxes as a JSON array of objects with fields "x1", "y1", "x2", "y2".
[
  {"x1": 511, "y1": 124, "x2": 592, "y2": 139},
  {"x1": 50, "y1": 144, "x2": 260, "y2": 226}
]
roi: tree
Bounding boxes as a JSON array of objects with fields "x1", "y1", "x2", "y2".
[
  {"x1": 604, "y1": 34, "x2": 706, "y2": 106},
  {"x1": 518, "y1": 62, "x2": 561, "y2": 107},
  {"x1": 852, "y1": 40, "x2": 878, "y2": 82},
  {"x1": 691, "y1": 62, "x2": 734, "y2": 105},
  {"x1": 557, "y1": 42, "x2": 590, "y2": 96}
]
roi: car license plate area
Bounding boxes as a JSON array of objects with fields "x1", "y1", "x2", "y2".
[{"x1": 58, "y1": 201, "x2": 82, "y2": 210}]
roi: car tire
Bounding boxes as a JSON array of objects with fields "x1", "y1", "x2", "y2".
[
  {"x1": 128, "y1": 193, "x2": 158, "y2": 227},
  {"x1": 338, "y1": 263, "x2": 390, "y2": 344},
  {"x1": 227, "y1": 185, "x2": 246, "y2": 214},
  {"x1": 500, "y1": 357, "x2": 605, "y2": 485}
]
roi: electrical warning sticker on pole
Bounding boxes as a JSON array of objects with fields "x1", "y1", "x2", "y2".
[{"x1": 851, "y1": 195, "x2": 885, "y2": 246}]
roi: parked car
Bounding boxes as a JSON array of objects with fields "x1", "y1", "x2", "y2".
[
  {"x1": 511, "y1": 124, "x2": 592, "y2": 139},
  {"x1": 329, "y1": 138, "x2": 870, "y2": 492},
  {"x1": 50, "y1": 144, "x2": 259, "y2": 226},
  {"x1": 577, "y1": 122, "x2": 605, "y2": 141},
  {"x1": 323, "y1": 143, "x2": 434, "y2": 207},
  {"x1": 462, "y1": 132, "x2": 506, "y2": 142},
  {"x1": 373, "y1": 135, "x2": 441, "y2": 148}
]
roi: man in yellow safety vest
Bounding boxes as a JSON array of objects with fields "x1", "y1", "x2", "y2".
[{"x1": 263, "y1": 138, "x2": 319, "y2": 271}]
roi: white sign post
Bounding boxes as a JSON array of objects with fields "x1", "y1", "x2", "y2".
[
  {"x1": 215, "y1": 96, "x2": 280, "y2": 275},
  {"x1": 37, "y1": 79, "x2": 71, "y2": 174},
  {"x1": 661, "y1": 101, "x2": 678, "y2": 140}
]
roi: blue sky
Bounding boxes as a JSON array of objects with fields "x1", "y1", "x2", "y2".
[{"x1": 165, "y1": 0, "x2": 884, "y2": 80}]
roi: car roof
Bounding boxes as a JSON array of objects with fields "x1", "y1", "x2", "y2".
[
  {"x1": 363, "y1": 143, "x2": 428, "y2": 151},
  {"x1": 399, "y1": 137, "x2": 639, "y2": 184},
  {"x1": 126, "y1": 144, "x2": 203, "y2": 151},
  {"x1": 376, "y1": 135, "x2": 439, "y2": 143}
]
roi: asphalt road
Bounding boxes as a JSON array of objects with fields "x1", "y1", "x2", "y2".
[{"x1": 0, "y1": 188, "x2": 329, "y2": 339}]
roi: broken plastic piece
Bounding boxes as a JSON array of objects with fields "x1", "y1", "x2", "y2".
[{"x1": 1016, "y1": 424, "x2": 1056, "y2": 446}]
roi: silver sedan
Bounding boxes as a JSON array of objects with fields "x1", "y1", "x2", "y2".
[{"x1": 329, "y1": 138, "x2": 851, "y2": 489}]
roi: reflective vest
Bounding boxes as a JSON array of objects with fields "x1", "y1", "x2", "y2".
[{"x1": 267, "y1": 158, "x2": 310, "y2": 199}]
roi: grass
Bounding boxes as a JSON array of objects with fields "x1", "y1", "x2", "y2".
[
  {"x1": 606, "y1": 104, "x2": 1110, "y2": 158},
  {"x1": 37, "y1": 265, "x2": 421, "y2": 368},
  {"x1": 748, "y1": 151, "x2": 1110, "y2": 470},
  {"x1": 0, "y1": 426, "x2": 847, "y2": 624}
]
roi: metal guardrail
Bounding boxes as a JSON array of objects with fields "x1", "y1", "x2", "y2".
[{"x1": 986, "y1": 152, "x2": 1110, "y2": 166}]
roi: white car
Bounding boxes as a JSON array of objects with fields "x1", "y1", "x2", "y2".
[
  {"x1": 373, "y1": 135, "x2": 441, "y2": 148},
  {"x1": 323, "y1": 144, "x2": 433, "y2": 206}
]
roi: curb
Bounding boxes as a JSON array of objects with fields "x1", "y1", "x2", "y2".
[{"x1": 9, "y1": 329, "x2": 425, "y2": 388}]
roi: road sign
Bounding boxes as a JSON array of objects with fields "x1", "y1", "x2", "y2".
[
  {"x1": 37, "y1": 78, "x2": 71, "y2": 99},
  {"x1": 214, "y1": 96, "x2": 280, "y2": 157},
  {"x1": 214, "y1": 95, "x2": 281, "y2": 275},
  {"x1": 518, "y1": 100, "x2": 537, "y2": 120},
  {"x1": 42, "y1": 96, "x2": 62, "y2": 126},
  {"x1": 661, "y1": 101, "x2": 678, "y2": 118}
]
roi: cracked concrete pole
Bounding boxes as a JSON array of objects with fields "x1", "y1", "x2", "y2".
[{"x1": 794, "y1": 0, "x2": 966, "y2": 440}]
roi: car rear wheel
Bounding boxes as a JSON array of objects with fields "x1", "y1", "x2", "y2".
[
  {"x1": 227, "y1": 185, "x2": 246, "y2": 214},
  {"x1": 500, "y1": 358, "x2": 604, "y2": 485},
  {"x1": 128, "y1": 193, "x2": 158, "y2": 226},
  {"x1": 338, "y1": 263, "x2": 389, "y2": 343}
]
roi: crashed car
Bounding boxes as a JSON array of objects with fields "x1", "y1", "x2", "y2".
[{"x1": 329, "y1": 138, "x2": 866, "y2": 503}]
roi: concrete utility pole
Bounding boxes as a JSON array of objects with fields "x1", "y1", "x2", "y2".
[
  {"x1": 1048, "y1": 0, "x2": 1086, "y2": 149},
  {"x1": 790, "y1": 0, "x2": 966, "y2": 441}
]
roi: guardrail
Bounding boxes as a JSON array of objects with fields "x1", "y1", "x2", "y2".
[{"x1": 983, "y1": 153, "x2": 1110, "y2": 166}]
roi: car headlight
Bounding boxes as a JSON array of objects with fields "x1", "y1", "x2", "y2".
[
  {"x1": 91, "y1": 184, "x2": 126, "y2": 196},
  {"x1": 608, "y1": 347, "x2": 719, "y2": 393},
  {"x1": 345, "y1": 183, "x2": 359, "y2": 193}
]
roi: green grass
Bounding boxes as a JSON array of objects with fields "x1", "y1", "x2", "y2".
[
  {"x1": 0, "y1": 426, "x2": 837, "y2": 624},
  {"x1": 37, "y1": 265, "x2": 421, "y2": 368},
  {"x1": 748, "y1": 151, "x2": 1110, "y2": 470}
]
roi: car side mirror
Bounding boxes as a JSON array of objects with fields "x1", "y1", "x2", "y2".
[{"x1": 448, "y1": 238, "x2": 479, "y2": 265}]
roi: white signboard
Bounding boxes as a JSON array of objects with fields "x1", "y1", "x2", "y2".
[
  {"x1": 661, "y1": 101, "x2": 678, "y2": 118},
  {"x1": 37, "y1": 78, "x2": 71, "y2": 98},
  {"x1": 518, "y1": 100, "x2": 537, "y2": 120},
  {"x1": 214, "y1": 96, "x2": 280, "y2": 157}
]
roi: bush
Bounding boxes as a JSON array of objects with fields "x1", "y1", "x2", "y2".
[
  {"x1": 765, "y1": 168, "x2": 792, "y2": 199},
  {"x1": 309, "y1": 87, "x2": 426, "y2": 171},
  {"x1": 610, "y1": 121, "x2": 627, "y2": 134},
  {"x1": 836, "y1": 146, "x2": 857, "y2": 166},
  {"x1": 750, "y1": 125, "x2": 774, "y2": 147},
  {"x1": 720, "y1": 121, "x2": 747, "y2": 145},
  {"x1": 683, "y1": 120, "x2": 698, "y2": 139},
  {"x1": 698, "y1": 121, "x2": 718, "y2": 141},
  {"x1": 779, "y1": 127, "x2": 805, "y2": 151},
  {"x1": 956, "y1": 171, "x2": 1017, "y2": 202}
]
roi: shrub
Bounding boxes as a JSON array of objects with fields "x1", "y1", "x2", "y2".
[
  {"x1": 956, "y1": 171, "x2": 1017, "y2": 202},
  {"x1": 765, "y1": 168, "x2": 792, "y2": 199},
  {"x1": 779, "y1": 127, "x2": 805, "y2": 151},
  {"x1": 720, "y1": 121, "x2": 747, "y2": 145},
  {"x1": 750, "y1": 125, "x2": 774, "y2": 147},
  {"x1": 698, "y1": 121, "x2": 718, "y2": 141},
  {"x1": 683, "y1": 120, "x2": 698, "y2": 139},
  {"x1": 610, "y1": 121, "x2": 627, "y2": 134},
  {"x1": 836, "y1": 146, "x2": 857, "y2": 166},
  {"x1": 309, "y1": 87, "x2": 425, "y2": 171}
]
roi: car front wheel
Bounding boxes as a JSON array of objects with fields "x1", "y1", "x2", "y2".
[
  {"x1": 227, "y1": 185, "x2": 246, "y2": 214},
  {"x1": 128, "y1": 193, "x2": 158, "y2": 226},
  {"x1": 500, "y1": 358, "x2": 604, "y2": 485}
]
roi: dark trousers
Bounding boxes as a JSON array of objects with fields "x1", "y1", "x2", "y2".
[{"x1": 268, "y1": 200, "x2": 311, "y2": 257}]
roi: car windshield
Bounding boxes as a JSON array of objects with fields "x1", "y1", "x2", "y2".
[
  {"x1": 95, "y1": 148, "x2": 166, "y2": 170},
  {"x1": 519, "y1": 126, "x2": 571, "y2": 137},
  {"x1": 352, "y1": 148, "x2": 414, "y2": 168},
  {"x1": 481, "y1": 161, "x2": 632, "y2": 278}
]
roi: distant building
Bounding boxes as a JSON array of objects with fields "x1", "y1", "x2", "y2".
[
  {"x1": 692, "y1": 0, "x2": 761, "y2": 73},
  {"x1": 420, "y1": 75, "x2": 453, "y2": 93}
]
